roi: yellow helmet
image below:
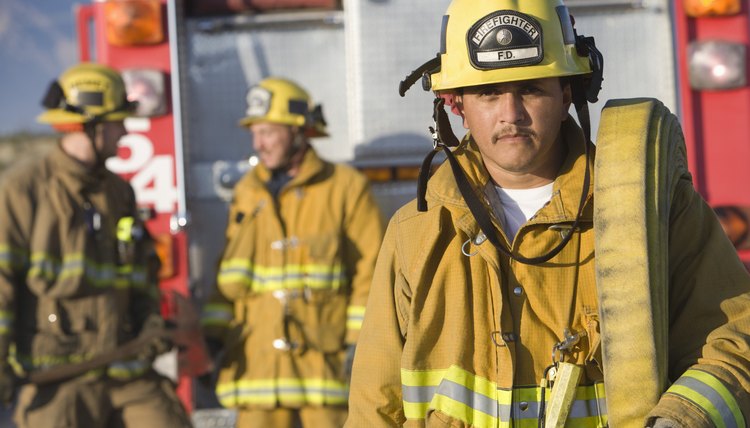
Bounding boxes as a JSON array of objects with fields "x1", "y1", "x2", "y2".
[
  {"x1": 400, "y1": 0, "x2": 602, "y2": 100},
  {"x1": 238, "y1": 77, "x2": 328, "y2": 138},
  {"x1": 37, "y1": 62, "x2": 135, "y2": 125}
]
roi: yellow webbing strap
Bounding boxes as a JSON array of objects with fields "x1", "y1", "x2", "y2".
[{"x1": 594, "y1": 98, "x2": 690, "y2": 427}]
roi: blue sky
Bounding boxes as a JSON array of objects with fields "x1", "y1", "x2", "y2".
[{"x1": 0, "y1": 0, "x2": 78, "y2": 136}]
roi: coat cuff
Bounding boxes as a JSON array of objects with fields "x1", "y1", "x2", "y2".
[
  {"x1": 648, "y1": 368, "x2": 747, "y2": 428},
  {"x1": 345, "y1": 305, "x2": 366, "y2": 345}
]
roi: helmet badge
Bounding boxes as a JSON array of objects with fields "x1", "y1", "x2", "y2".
[
  {"x1": 467, "y1": 10, "x2": 544, "y2": 71},
  {"x1": 246, "y1": 86, "x2": 271, "y2": 118}
]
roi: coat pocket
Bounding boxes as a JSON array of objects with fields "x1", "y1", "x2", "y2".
[{"x1": 291, "y1": 292, "x2": 347, "y2": 353}]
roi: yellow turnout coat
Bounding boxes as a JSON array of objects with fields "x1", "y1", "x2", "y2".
[
  {"x1": 202, "y1": 148, "x2": 385, "y2": 410},
  {"x1": 346, "y1": 118, "x2": 750, "y2": 428}
]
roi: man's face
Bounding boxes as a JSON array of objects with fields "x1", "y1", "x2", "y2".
[
  {"x1": 250, "y1": 122, "x2": 296, "y2": 171},
  {"x1": 98, "y1": 120, "x2": 128, "y2": 160},
  {"x1": 456, "y1": 77, "x2": 572, "y2": 187}
]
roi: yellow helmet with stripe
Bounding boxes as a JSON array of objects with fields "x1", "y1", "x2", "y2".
[
  {"x1": 399, "y1": 0, "x2": 602, "y2": 102},
  {"x1": 239, "y1": 77, "x2": 328, "y2": 138},
  {"x1": 37, "y1": 62, "x2": 135, "y2": 125}
]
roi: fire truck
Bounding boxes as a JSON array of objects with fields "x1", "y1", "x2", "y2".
[{"x1": 22, "y1": 0, "x2": 743, "y2": 425}]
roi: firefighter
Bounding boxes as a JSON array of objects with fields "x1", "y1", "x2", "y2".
[
  {"x1": 200, "y1": 77, "x2": 385, "y2": 428},
  {"x1": 346, "y1": 1, "x2": 750, "y2": 427},
  {"x1": 0, "y1": 63, "x2": 191, "y2": 428}
]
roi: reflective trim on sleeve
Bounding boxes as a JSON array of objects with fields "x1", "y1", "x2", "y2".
[
  {"x1": 200, "y1": 303, "x2": 234, "y2": 328},
  {"x1": 0, "y1": 310, "x2": 13, "y2": 335},
  {"x1": 401, "y1": 365, "x2": 607, "y2": 428},
  {"x1": 0, "y1": 244, "x2": 28, "y2": 270},
  {"x1": 346, "y1": 305, "x2": 366, "y2": 330},
  {"x1": 666, "y1": 369, "x2": 745, "y2": 428},
  {"x1": 107, "y1": 358, "x2": 150, "y2": 380}
]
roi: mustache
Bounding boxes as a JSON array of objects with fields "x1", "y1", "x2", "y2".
[{"x1": 493, "y1": 127, "x2": 535, "y2": 141}]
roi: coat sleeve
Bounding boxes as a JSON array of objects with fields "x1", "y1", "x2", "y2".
[
  {"x1": 342, "y1": 174, "x2": 385, "y2": 345},
  {"x1": 345, "y1": 213, "x2": 407, "y2": 427},
  {"x1": 647, "y1": 177, "x2": 750, "y2": 427},
  {"x1": 0, "y1": 177, "x2": 33, "y2": 363},
  {"x1": 199, "y1": 193, "x2": 241, "y2": 342}
]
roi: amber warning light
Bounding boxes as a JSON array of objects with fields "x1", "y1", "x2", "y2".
[
  {"x1": 685, "y1": 0, "x2": 741, "y2": 16},
  {"x1": 104, "y1": 0, "x2": 164, "y2": 46}
]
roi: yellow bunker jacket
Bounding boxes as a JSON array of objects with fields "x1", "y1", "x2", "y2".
[
  {"x1": 346, "y1": 118, "x2": 750, "y2": 428},
  {"x1": 0, "y1": 144, "x2": 161, "y2": 380},
  {"x1": 202, "y1": 148, "x2": 385, "y2": 409}
]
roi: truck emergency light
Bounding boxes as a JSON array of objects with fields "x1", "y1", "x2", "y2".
[
  {"x1": 104, "y1": 0, "x2": 163, "y2": 46},
  {"x1": 122, "y1": 69, "x2": 167, "y2": 117},
  {"x1": 687, "y1": 40, "x2": 746, "y2": 90},
  {"x1": 684, "y1": 0, "x2": 741, "y2": 16}
]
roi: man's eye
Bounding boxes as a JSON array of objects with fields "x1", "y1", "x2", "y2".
[
  {"x1": 521, "y1": 85, "x2": 543, "y2": 95},
  {"x1": 479, "y1": 89, "x2": 501, "y2": 97}
]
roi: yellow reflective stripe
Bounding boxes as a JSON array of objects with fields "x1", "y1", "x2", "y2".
[
  {"x1": 216, "y1": 378, "x2": 349, "y2": 408},
  {"x1": 116, "y1": 217, "x2": 135, "y2": 242},
  {"x1": 402, "y1": 368, "x2": 448, "y2": 419},
  {"x1": 200, "y1": 303, "x2": 234, "y2": 327},
  {"x1": 107, "y1": 358, "x2": 150, "y2": 379},
  {"x1": 346, "y1": 306, "x2": 366, "y2": 330},
  {"x1": 27, "y1": 252, "x2": 147, "y2": 289},
  {"x1": 401, "y1": 366, "x2": 607, "y2": 428},
  {"x1": 666, "y1": 369, "x2": 745, "y2": 428},
  {"x1": 18, "y1": 352, "x2": 94, "y2": 371},
  {"x1": 401, "y1": 368, "x2": 449, "y2": 386},
  {"x1": 217, "y1": 260, "x2": 346, "y2": 292}
]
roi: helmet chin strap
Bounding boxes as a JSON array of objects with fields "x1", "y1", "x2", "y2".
[
  {"x1": 83, "y1": 120, "x2": 107, "y2": 170},
  {"x1": 417, "y1": 90, "x2": 592, "y2": 266}
]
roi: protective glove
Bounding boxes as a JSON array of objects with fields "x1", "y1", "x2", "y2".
[
  {"x1": 648, "y1": 418, "x2": 682, "y2": 428},
  {"x1": 341, "y1": 344, "x2": 356, "y2": 382},
  {"x1": 136, "y1": 313, "x2": 173, "y2": 362},
  {"x1": 0, "y1": 363, "x2": 16, "y2": 406}
]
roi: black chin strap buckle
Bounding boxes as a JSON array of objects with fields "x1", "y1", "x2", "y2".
[{"x1": 574, "y1": 34, "x2": 604, "y2": 104}]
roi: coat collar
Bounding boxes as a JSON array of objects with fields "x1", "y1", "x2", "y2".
[
  {"x1": 426, "y1": 117, "x2": 594, "y2": 225},
  {"x1": 50, "y1": 143, "x2": 109, "y2": 194}
]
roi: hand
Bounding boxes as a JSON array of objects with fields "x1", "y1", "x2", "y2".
[
  {"x1": 0, "y1": 363, "x2": 15, "y2": 406},
  {"x1": 342, "y1": 344, "x2": 356, "y2": 382},
  {"x1": 649, "y1": 418, "x2": 682, "y2": 428},
  {"x1": 136, "y1": 313, "x2": 172, "y2": 362},
  {"x1": 205, "y1": 338, "x2": 225, "y2": 362}
]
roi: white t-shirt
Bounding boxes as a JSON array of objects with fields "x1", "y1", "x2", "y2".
[{"x1": 494, "y1": 182, "x2": 554, "y2": 239}]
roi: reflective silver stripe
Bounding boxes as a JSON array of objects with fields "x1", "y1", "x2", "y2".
[
  {"x1": 437, "y1": 379, "x2": 499, "y2": 418},
  {"x1": 403, "y1": 385, "x2": 437, "y2": 403},
  {"x1": 403, "y1": 384, "x2": 606, "y2": 423},
  {"x1": 230, "y1": 385, "x2": 349, "y2": 398},
  {"x1": 674, "y1": 376, "x2": 739, "y2": 428}
]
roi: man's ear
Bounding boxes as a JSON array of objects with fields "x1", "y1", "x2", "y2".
[{"x1": 453, "y1": 94, "x2": 469, "y2": 129}]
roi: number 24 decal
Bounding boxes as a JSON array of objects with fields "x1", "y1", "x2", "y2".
[{"x1": 107, "y1": 118, "x2": 178, "y2": 214}]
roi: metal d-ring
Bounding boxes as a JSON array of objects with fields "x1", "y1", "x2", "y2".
[{"x1": 461, "y1": 238, "x2": 479, "y2": 257}]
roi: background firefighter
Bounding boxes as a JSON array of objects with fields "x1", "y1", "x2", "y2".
[
  {"x1": 0, "y1": 63, "x2": 191, "y2": 427},
  {"x1": 200, "y1": 77, "x2": 385, "y2": 428},
  {"x1": 346, "y1": 0, "x2": 750, "y2": 427}
]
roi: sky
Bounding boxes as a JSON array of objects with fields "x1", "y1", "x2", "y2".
[{"x1": 0, "y1": 0, "x2": 79, "y2": 136}]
